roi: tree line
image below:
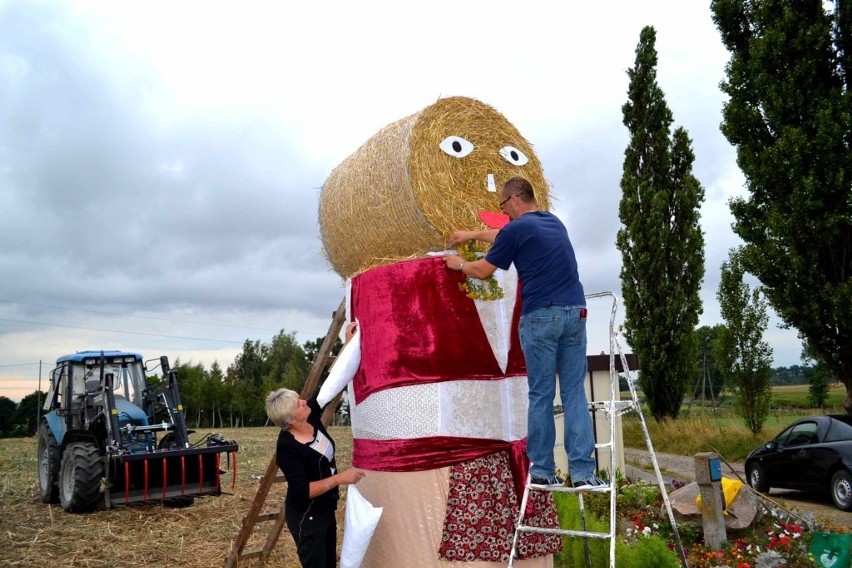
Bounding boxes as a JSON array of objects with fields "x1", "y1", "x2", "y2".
[{"x1": 172, "y1": 331, "x2": 343, "y2": 429}]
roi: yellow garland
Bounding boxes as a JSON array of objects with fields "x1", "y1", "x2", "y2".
[{"x1": 456, "y1": 241, "x2": 504, "y2": 301}]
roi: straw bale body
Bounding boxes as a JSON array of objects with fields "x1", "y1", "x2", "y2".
[{"x1": 319, "y1": 96, "x2": 551, "y2": 278}]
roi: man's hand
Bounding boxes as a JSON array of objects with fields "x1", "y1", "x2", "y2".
[
  {"x1": 448, "y1": 230, "x2": 475, "y2": 248},
  {"x1": 448, "y1": 229, "x2": 498, "y2": 247},
  {"x1": 442, "y1": 253, "x2": 464, "y2": 271}
]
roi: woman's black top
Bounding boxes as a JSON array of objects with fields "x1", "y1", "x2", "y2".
[{"x1": 275, "y1": 397, "x2": 339, "y2": 514}]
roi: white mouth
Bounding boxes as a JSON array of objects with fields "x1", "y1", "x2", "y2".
[{"x1": 487, "y1": 173, "x2": 496, "y2": 193}]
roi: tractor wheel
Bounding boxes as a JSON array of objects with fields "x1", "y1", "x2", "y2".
[
  {"x1": 37, "y1": 424, "x2": 60, "y2": 503},
  {"x1": 59, "y1": 441, "x2": 103, "y2": 513},
  {"x1": 157, "y1": 432, "x2": 176, "y2": 449},
  {"x1": 164, "y1": 496, "x2": 195, "y2": 508}
]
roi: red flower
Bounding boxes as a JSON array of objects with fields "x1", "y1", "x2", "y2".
[
  {"x1": 785, "y1": 524, "x2": 803, "y2": 535},
  {"x1": 768, "y1": 536, "x2": 779, "y2": 550}
]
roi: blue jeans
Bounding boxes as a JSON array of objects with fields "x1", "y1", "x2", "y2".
[{"x1": 520, "y1": 305, "x2": 596, "y2": 481}]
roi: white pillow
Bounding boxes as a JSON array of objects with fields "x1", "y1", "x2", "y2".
[
  {"x1": 340, "y1": 484, "x2": 383, "y2": 568},
  {"x1": 317, "y1": 322, "x2": 361, "y2": 408}
]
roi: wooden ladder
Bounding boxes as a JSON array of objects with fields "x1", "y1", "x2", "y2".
[{"x1": 223, "y1": 297, "x2": 347, "y2": 568}]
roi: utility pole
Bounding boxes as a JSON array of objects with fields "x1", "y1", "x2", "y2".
[{"x1": 36, "y1": 360, "x2": 42, "y2": 426}]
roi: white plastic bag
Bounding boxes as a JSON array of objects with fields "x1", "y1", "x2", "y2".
[{"x1": 340, "y1": 484, "x2": 382, "y2": 568}]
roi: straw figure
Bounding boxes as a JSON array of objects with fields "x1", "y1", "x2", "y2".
[{"x1": 318, "y1": 96, "x2": 561, "y2": 567}]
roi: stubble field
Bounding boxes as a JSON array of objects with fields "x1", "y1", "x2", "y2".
[{"x1": 0, "y1": 426, "x2": 352, "y2": 568}]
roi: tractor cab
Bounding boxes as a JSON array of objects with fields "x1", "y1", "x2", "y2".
[{"x1": 43, "y1": 351, "x2": 151, "y2": 446}]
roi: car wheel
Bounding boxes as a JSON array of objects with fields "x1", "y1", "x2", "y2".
[
  {"x1": 747, "y1": 462, "x2": 769, "y2": 493},
  {"x1": 37, "y1": 423, "x2": 60, "y2": 503},
  {"x1": 830, "y1": 470, "x2": 852, "y2": 512}
]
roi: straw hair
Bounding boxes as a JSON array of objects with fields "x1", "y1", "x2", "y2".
[{"x1": 319, "y1": 96, "x2": 550, "y2": 278}]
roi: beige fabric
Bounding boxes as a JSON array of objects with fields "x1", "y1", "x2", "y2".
[{"x1": 357, "y1": 468, "x2": 553, "y2": 568}]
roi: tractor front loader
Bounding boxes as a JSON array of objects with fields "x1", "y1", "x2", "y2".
[{"x1": 38, "y1": 350, "x2": 238, "y2": 512}]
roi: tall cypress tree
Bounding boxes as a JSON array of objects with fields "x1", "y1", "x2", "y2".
[
  {"x1": 617, "y1": 26, "x2": 706, "y2": 421},
  {"x1": 711, "y1": 0, "x2": 852, "y2": 414}
]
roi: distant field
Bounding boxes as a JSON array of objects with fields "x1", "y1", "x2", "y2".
[
  {"x1": 769, "y1": 383, "x2": 847, "y2": 409},
  {"x1": 623, "y1": 382, "x2": 847, "y2": 412}
]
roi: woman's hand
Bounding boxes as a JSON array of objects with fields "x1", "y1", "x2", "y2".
[
  {"x1": 339, "y1": 468, "x2": 365, "y2": 485},
  {"x1": 344, "y1": 321, "x2": 358, "y2": 343},
  {"x1": 314, "y1": 468, "x2": 366, "y2": 497}
]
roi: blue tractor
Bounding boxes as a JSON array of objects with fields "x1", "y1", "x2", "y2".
[{"x1": 38, "y1": 350, "x2": 238, "y2": 512}]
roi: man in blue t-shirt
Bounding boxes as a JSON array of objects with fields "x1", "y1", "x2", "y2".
[{"x1": 442, "y1": 176, "x2": 604, "y2": 490}]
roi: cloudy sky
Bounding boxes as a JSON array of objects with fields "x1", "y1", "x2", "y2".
[{"x1": 0, "y1": 1, "x2": 805, "y2": 401}]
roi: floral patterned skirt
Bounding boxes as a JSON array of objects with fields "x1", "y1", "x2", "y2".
[{"x1": 438, "y1": 450, "x2": 562, "y2": 562}]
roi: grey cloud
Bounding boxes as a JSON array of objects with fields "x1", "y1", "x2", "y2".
[{"x1": 0, "y1": 1, "x2": 339, "y2": 353}]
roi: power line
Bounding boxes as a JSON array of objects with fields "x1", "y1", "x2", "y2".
[
  {"x1": 0, "y1": 318, "x2": 243, "y2": 344},
  {"x1": 0, "y1": 362, "x2": 41, "y2": 368},
  {"x1": 0, "y1": 299, "x2": 278, "y2": 332}
]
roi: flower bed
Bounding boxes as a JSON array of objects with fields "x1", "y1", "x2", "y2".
[{"x1": 554, "y1": 477, "x2": 851, "y2": 568}]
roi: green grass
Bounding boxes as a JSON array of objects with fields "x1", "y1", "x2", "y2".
[{"x1": 621, "y1": 410, "x2": 788, "y2": 461}]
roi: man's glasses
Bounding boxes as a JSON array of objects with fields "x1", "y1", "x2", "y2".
[{"x1": 499, "y1": 194, "x2": 515, "y2": 209}]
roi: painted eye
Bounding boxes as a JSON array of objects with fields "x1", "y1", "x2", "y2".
[
  {"x1": 439, "y1": 136, "x2": 475, "y2": 158},
  {"x1": 499, "y1": 146, "x2": 529, "y2": 166}
]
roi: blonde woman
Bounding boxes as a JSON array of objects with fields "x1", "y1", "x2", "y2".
[{"x1": 266, "y1": 323, "x2": 365, "y2": 568}]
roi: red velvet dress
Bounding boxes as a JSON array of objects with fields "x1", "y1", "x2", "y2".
[{"x1": 347, "y1": 256, "x2": 560, "y2": 564}]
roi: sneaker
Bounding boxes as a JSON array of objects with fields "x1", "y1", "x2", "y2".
[
  {"x1": 572, "y1": 475, "x2": 607, "y2": 490},
  {"x1": 530, "y1": 475, "x2": 564, "y2": 486}
]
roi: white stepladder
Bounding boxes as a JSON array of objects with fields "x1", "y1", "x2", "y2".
[{"x1": 508, "y1": 291, "x2": 690, "y2": 568}]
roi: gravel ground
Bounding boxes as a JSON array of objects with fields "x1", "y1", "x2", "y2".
[{"x1": 623, "y1": 448, "x2": 850, "y2": 526}]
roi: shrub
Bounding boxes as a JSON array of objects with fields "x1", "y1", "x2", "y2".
[
  {"x1": 553, "y1": 493, "x2": 613, "y2": 566},
  {"x1": 616, "y1": 535, "x2": 681, "y2": 568},
  {"x1": 552, "y1": 491, "x2": 682, "y2": 567}
]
